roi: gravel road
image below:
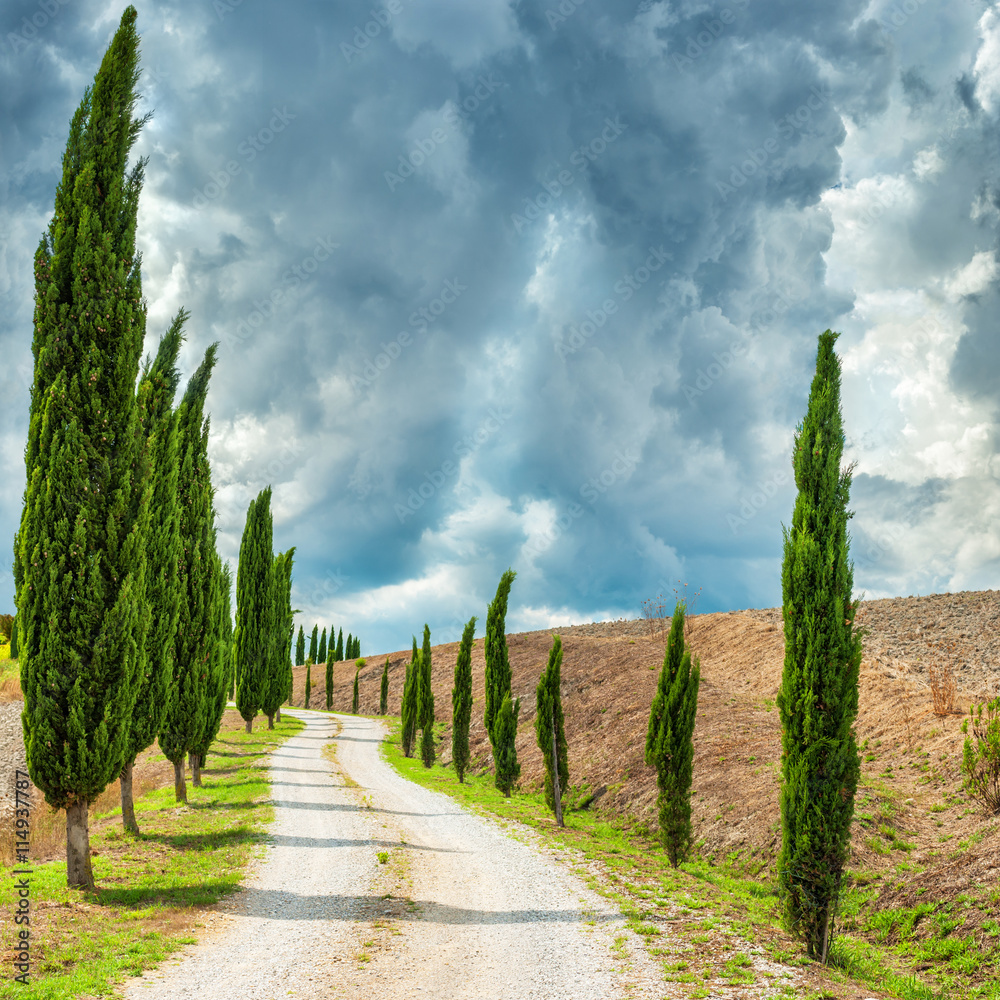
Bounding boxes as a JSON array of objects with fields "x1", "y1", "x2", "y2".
[{"x1": 122, "y1": 709, "x2": 665, "y2": 999}]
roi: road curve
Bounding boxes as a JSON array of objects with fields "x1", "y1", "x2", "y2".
[{"x1": 122, "y1": 709, "x2": 663, "y2": 999}]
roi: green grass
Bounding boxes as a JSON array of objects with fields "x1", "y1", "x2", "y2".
[{"x1": 0, "y1": 713, "x2": 304, "y2": 999}]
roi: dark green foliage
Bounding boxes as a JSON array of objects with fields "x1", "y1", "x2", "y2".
[
  {"x1": 295, "y1": 625, "x2": 305, "y2": 666},
  {"x1": 158, "y1": 343, "x2": 221, "y2": 781},
  {"x1": 336, "y1": 628, "x2": 343, "y2": 662},
  {"x1": 452, "y1": 617, "x2": 476, "y2": 782},
  {"x1": 9, "y1": 617, "x2": 17, "y2": 659},
  {"x1": 304, "y1": 657, "x2": 312, "y2": 709},
  {"x1": 493, "y1": 693, "x2": 521, "y2": 797},
  {"x1": 418, "y1": 626, "x2": 434, "y2": 766},
  {"x1": 380, "y1": 657, "x2": 389, "y2": 715},
  {"x1": 645, "y1": 602, "x2": 700, "y2": 866},
  {"x1": 346, "y1": 633, "x2": 353, "y2": 660},
  {"x1": 318, "y1": 627, "x2": 327, "y2": 665},
  {"x1": 14, "y1": 6, "x2": 153, "y2": 887},
  {"x1": 536, "y1": 634, "x2": 568, "y2": 823},
  {"x1": 401, "y1": 644, "x2": 420, "y2": 757},
  {"x1": 352, "y1": 668, "x2": 360, "y2": 714},
  {"x1": 308, "y1": 624, "x2": 318, "y2": 664},
  {"x1": 484, "y1": 569, "x2": 516, "y2": 742},
  {"x1": 261, "y1": 548, "x2": 295, "y2": 727},
  {"x1": 355, "y1": 637, "x2": 361, "y2": 657},
  {"x1": 232, "y1": 487, "x2": 275, "y2": 732},
  {"x1": 191, "y1": 556, "x2": 233, "y2": 767},
  {"x1": 778, "y1": 330, "x2": 863, "y2": 961}
]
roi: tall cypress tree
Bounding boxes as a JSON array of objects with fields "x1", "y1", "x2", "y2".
[
  {"x1": 158, "y1": 343, "x2": 221, "y2": 801},
  {"x1": 401, "y1": 641, "x2": 419, "y2": 757},
  {"x1": 191, "y1": 558, "x2": 233, "y2": 780},
  {"x1": 120, "y1": 312, "x2": 186, "y2": 832},
  {"x1": 352, "y1": 665, "x2": 361, "y2": 714},
  {"x1": 325, "y1": 650, "x2": 334, "y2": 710},
  {"x1": 233, "y1": 487, "x2": 275, "y2": 733},
  {"x1": 484, "y1": 569, "x2": 516, "y2": 742},
  {"x1": 536, "y1": 634, "x2": 568, "y2": 825},
  {"x1": 355, "y1": 636, "x2": 361, "y2": 658},
  {"x1": 346, "y1": 632, "x2": 353, "y2": 661},
  {"x1": 308, "y1": 624, "x2": 318, "y2": 664},
  {"x1": 645, "y1": 602, "x2": 700, "y2": 866},
  {"x1": 15, "y1": 6, "x2": 153, "y2": 888},
  {"x1": 380, "y1": 656, "x2": 389, "y2": 715},
  {"x1": 493, "y1": 693, "x2": 521, "y2": 797},
  {"x1": 336, "y1": 627, "x2": 344, "y2": 661},
  {"x1": 295, "y1": 625, "x2": 305, "y2": 666},
  {"x1": 318, "y1": 626, "x2": 327, "y2": 665},
  {"x1": 303, "y1": 657, "x2": 312, "y2": 709},
  {"x1": 452, "y1": 616, "x2": 476, "y2": 782},
  {"x1": 261, "y1": 547, "x2": 295, "y2": 729},
  {"x1": 419, "y1": 625, "x2": 435, "y2": 766},
  {"x1": 778, "y1": 330, "x2": 863, "y2": 962}
]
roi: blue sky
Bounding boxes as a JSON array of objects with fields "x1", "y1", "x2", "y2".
[{"x1": 2, "y1": 0, "x2": 999, "y2": 654}]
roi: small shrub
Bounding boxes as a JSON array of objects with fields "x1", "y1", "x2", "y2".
[
  {"x1": 377, "y1": 851, "x2": 389, "y2": 864},
  {"x1": 961, "y1": 697, "x2": 1000, "y2": 813},
  {"x1": 929, "y1": 662, "x2": 957, "y2": 715}
]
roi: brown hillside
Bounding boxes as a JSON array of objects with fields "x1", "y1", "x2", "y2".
[{"x1": 297, "y1": 588, "x2": 1000, "y2": 939}]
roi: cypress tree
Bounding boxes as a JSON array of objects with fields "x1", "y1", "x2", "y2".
[
  {"x1": 158, "y1": 343, "x2": 221, "y2": 801},
  {"x1": 318, "y1": 627, "x2": 327, "y2": 665},
  {"x1": 233, "y1": 487, "x2": 275, "y2": 733},
  {"x1": 452, "y1": 616, "x2": 476, "y2": 782},
  {"x1": 9, "y1": 617, "x2": 17, "y2": 660},
  {"x1": 261, "y1": 548, "x2": 295, "y2": 729},
  {"x1": 352, "y1": 665, "x2": 361, "y2": 714},
  {"x1": 120, "y1": 312, "x2": 186, "y2": 832},
  {"x1": 493, "y1": 693, "x2": 521, "y2": 797},
  {"x1": 355, "y1": 637, "x2": 361, "y2": 657},
  {"x1": 308, "y1": 624, "x2": 318, "y2": 664},
  {"x1": 536, "y1": 634, "x2": 568, "y2": 825},
  {"x1": 14, "y1": 6, "x2": 153, "y2": 887},
  {"x1": 645, "y1": 602, "x2": 700, "y2": 866},
  {"x1": 336, "y1": 627, "x2": 344, "y2": 661},
  {"x1": 346, "y1": 632, "x2": 353, "y2": 661},
  {"x1": 304, "y1": 656, "x2": 313, "y2": 709},
  {"x1": 325, "y1": 652, "x2": 334, "y2": 710},
  {"x1": 419, "y1": 624, "x2": 435, "y2": 766},
  {"x1": 484, "y1": 569, "x2": 516, "y2": 742},
  {"x1": 295, "y1": 625, "x2": 305, "y2": 666},
  {"x1": 401, "y1": 643, "x2": 419, "y2": 757},
  {"x1": 191, "y1": 558, "x2": 233, "y2": 779},
  {"x1": 380, "y1": 656, "x2": 389, "y2": 715},
  {"x1": 778, "y1": 330, "x2": 863, "y2": 962}
]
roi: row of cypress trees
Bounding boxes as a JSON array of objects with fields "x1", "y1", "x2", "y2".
[
  {"x1": 294, "y1": 624, "x2": 360, "y2": 666},
  {"x1": 13, "y1": 7, "x2": 238, "y2": 889}
]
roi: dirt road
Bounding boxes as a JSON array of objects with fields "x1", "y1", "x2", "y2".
[{"x1": 122, "y1": 710, "x2": 662, "y2": 999}]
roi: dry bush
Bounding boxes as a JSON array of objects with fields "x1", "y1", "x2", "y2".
[
  {"x1": 961, "y1": 698, "x2": 1000, "y2": 814},
  {"x1": 928, "y1": 662, "x2": 958, "y2": 716},
  {"x1": 641, "y1": 592, "x2": 669, "y2": 638}
]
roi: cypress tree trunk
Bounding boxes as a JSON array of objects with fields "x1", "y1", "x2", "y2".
[
  {"x1": 380, "y1": 657, "x2": 389, "y2": 715},
  {"x1": 15, "y1": 6, "x2": 153, "y2": 889},
  {"x1": 120, "y1": 760, "x2": 138, "y2": 836},
  {"x1": 452, "y1": 617, "x2": 476, "y2": 782},
  {"x1": 173, "y1": 761, "x2": 187, "y2": 803},
  {"x1": 778, "y1": 330, "x2": 862, "y2": 960},
  {"x1": 66, "y1": 801, "x2": 92, "y2": 890},
  {"x1": 536, "y1": 635, "x2": 568, "y2": 823},
  {"x1": 191, "y1": 752, "x2": 202, "y2": 788},
  {"x1": 645, "y1": 602, "x2": 700, "y2": 867}
]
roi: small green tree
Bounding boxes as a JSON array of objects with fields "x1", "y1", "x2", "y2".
[
  {"x1": 304, "y1": 656, "x2": 312, "y2": 709},
  {"x1": 352, "y1": 663, "x2": 362, "y2": 714},
  {"x1": 961, "y1": 697, "x2": 1000, "y2": 814},
  {"x1": 295, "y1": 625, "x2": 305, "y2": 666},
  {"x1": 536, "y1": 634, "x2": 568, "y2": 825},
  {"x1": 380, "y1": 657, "x2": 389, "y2": 714},
  {"x1": 261, "y1": 548, "x2": 295, "y2": 729},
  {"x1": 346, "y1": 632, "x2": 353, "y2": 660},
  {"x1": 778, "y1": 330, "x2": 863, "y2": 962},
  {"x1": 336, "y1": 628, "x2": 344, "y2": 661},
  {"x1": 318, "y1": 627, "x2": 327, "y2": 665},
  {"x1": 401, "y1": 643, "x2": 420, "y2": 757},
  {"x1": 485, "y1": 569, "x2": 516, "y2": 741},
  {"x1": 308, "y1": 624, "x2": 318, "y2": 664},
  {"x1": 355, "y1": 637, "x2": 361, "y2": 657},
  {"x1": 645, "y1": 602, "x2": 700, "y2": 866},
  {"x1": 325, "y1": 653, "x2": 334, "y2": 710},
  {"x1": 419, "y1": 627, "x2": 435, "y2": 767},
  {"x1": 493, "y1": 693, "x2": 521, "y2": 797},
  {"x1": 452, "y1": 616, "x2": 476, "y2": 782}
]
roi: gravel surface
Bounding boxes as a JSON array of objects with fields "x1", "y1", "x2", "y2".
[{"x1": 122, "y1": 709, "x2": 666, "y2": 999}]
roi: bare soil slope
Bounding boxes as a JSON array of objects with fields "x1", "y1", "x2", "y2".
[{"x1": 302, "y1": 589, "x2": 1000, "y2": 946}]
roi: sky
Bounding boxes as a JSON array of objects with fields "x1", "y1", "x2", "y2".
[{"x1": 2, "y1": 0, "x2": 1000, "y2": 655}]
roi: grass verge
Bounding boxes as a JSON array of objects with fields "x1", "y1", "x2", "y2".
[
  {"x1": 0, "y1": 709, "x2": 303, "y2": 999},
  {"x1": 379, "y1": 719, "x2": 995, "y2": 1000}
]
